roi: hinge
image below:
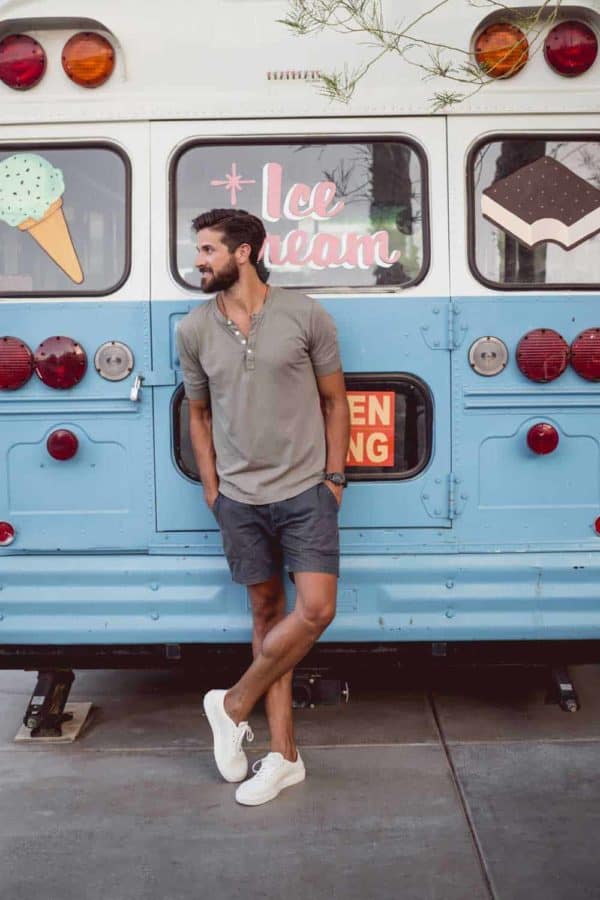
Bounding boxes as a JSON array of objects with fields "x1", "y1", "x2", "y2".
[
  {"x1": 420, "y1": 301, "x2": 467, "y2": 351},
  {"x1": 448, "y1": 472, "x2": 468, "y2": 520}
]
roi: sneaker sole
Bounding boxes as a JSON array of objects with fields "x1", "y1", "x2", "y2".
[
  {"x1": 203, "y1": 692, "x2": 247, "y2": 783},
  {"x1": 235, "y1": 769, "x2": 306, "y2": 806}
]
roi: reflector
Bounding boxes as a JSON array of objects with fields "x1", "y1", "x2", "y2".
[
  {"x1": 34, "y1": 336, "x2": 87, "y2": 389},
  {"x1": 571, "y1": 328, "x2": 600, "y2": 380},
  {"x1": 62, "y1": 32, "x2": 114, "y2": 87},
  {"x1": 527, "y1": 422, "x2": 559, "y2": 455},
  {"x1": 545, "y1": 21, "x2": 598, "y2": 76},
  {"x1": 0, "y1": 34, "x2": 46, "y2": 90},
  {"x1": 475, "y1": 23, "x2": 529, "y2": 78},
  {"x1": 516, "y1": 329, "x2": 569, "y2": 383},
  {"x1": 0, "y1": 336, "x2": 34, "y2": 389},
  {"x1": 0, "y1": 521, "x2": 15, "y2": 546},
  {"x1": 47, "y1": 429, "x2": 79, "y2": 461}
]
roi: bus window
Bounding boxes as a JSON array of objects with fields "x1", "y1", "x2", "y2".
[
  {"x1": 0, "y1": 144, "x2": 130, "y2": 297},
  {"x1": 172, "y1": 374, "x2": 432, "y2": 483},
  {"x1": 171, "y1": 139, "x2": 428, "y2": 291},
  {"x1": 470, "y1": 135, "x2": 600, "y2": 290}
]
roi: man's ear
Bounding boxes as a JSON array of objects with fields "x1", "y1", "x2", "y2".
[{"x1": 235, "y1": 242, "x2": 252, "y2": 266}]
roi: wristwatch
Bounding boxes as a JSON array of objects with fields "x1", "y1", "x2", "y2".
[{"x1": 325, "y1": 472, "x2": 347, "y2": 488}]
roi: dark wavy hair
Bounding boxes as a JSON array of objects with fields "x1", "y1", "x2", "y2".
[{"x1": 192, "y1": 208, "x2": 267, "y2": 271}]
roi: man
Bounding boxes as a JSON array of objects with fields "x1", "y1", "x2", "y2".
[{"x1": 176, "y1": 208, "x2": 350, "y2": 806}]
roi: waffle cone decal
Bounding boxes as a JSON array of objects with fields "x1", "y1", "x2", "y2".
[
  {"x1": 482, "y1": 156, "x2": 600, "y2": 250},
  {"x1": 0, "y1": 153, "x2": 84, "y2": 284}
]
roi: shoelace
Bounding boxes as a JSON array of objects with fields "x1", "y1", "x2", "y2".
[
  {"x1": 234, "y1": 722, "x2": 254, "y2": 752},
  {"x1": 251, "y1": 754, "x2": 282, "y2": 777}
]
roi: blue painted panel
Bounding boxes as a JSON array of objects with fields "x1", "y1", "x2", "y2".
[
  {"x1": 152, "y1": 296, "x2": 452, "y2": 531},
  {"x1": 452, "y1": 295, "x2": 600, "y2": 550},
  {"x1": 0, "y1": 301, "x2": 154, "y2": 551},
  {"x1": 1, "y1": 552, "x2": 600, "y2": 643}
]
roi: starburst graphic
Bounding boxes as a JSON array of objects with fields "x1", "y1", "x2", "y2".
[{"x1": 210, "y1": 163, "x2": 256, "y2": 206}]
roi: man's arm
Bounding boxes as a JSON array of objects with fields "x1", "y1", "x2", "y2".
[
  {"x1": 188, "y1": 397, "x2": 219, "y2": 509},
  {"x1": 316, "y1": 369, "x2": 350, "y2": 506}
]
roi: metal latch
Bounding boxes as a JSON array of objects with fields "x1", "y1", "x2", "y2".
[{"x1": 129, "y1": 374, "x2": 144, "y2": 402}]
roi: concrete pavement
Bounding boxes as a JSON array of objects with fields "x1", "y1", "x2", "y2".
[{"x1": 0, "y1": 660, "x2": 599, "y2": 899}]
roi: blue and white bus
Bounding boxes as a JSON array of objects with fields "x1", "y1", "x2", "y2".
[{"x1": 1, "y1": 2, "x2": 600, "y2": 688}]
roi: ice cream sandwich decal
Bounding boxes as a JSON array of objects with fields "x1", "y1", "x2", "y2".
[
  {"x1": 482, "y1": 155, "x2": 600, "y2": 251},
  {"x1": 0, "y1": 153, "x2": 83, "y2": 283}
]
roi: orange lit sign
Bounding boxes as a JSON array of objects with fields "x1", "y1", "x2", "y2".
[{"x1": 346, "y1": 391, "x2": 395, "y2": 467}]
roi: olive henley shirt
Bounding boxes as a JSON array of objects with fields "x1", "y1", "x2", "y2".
[{"x1": 176, "y1": 286, "x2": 342, "y2": 504}]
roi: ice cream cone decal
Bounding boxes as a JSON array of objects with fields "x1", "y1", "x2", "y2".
[{"x1": 0, "y1": 153, "x2": 84, "y2": 284}]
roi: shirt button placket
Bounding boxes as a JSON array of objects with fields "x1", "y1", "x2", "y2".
[{"x1": 246, "y1": 321, "x2": 257, "y2": 371}]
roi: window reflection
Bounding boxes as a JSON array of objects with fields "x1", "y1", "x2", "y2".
[
  {"x1": 472, "y1": 137, "x2": 600, "y2": 288},
  {"x1": 174, "y1": 141, "x2": 427, "y2": 290},
  {"x1": 0, "y1": 146, "x2": 128, "y2": 296}
]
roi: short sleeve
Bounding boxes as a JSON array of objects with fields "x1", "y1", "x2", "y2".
[
  {"x1": 175, "y1": 320, "x2": 209, "y2": 401},
  {"x1": 308, "y1": 300, "x2": 342, "y2": 376}
]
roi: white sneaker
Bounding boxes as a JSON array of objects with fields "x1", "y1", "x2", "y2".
[
  {"x1": 203, "y1": 689, "x2": 254, "y2": 783},
  {"x1": 235, "y1": 751, "x2": 306, "y2": 806}
]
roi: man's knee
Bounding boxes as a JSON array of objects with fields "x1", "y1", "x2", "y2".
[{"x1": 297, "y1": 592, "x2": 336, "y2": 633}]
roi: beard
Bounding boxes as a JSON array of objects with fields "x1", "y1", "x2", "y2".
[{"x1": 199, "y1": 257, "x2": 240, "y2": 293}]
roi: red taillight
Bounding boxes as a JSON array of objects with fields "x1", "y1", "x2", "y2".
[
  {"x1": 47, "y1": 429, "x2": 79, "y2": 461},
  {"x1": 0, "y1": 34, "x2": 46, "y2": 90},
  {"x1": 570, "y1": 328, "x2": 600, "y2": 381},
  {"x1": 34, "y1": 336, "x2": 87, "y2": 389},
  {"x1": 0, "y1": 336, "x2": 34, "y2": 390},
  {"x1": 527, "y1": 423, "x2": 559, "y2": 455},
  {"x1": 545, "y1": 21, "x2": 598, "y2": 77},
  {"x1": 594, "y1": 517, "x2": 600, "y2": 536},
  {"x1": 516, "y1": 329, "x2": 569, "y2": 383},
  {"x1": 0, "y1": 521, "x2": 15, "y2": 546}
]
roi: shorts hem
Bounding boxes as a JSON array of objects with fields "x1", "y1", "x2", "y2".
[{"x1": 287, "y1": 556, "x2": 340, "y2": 577}]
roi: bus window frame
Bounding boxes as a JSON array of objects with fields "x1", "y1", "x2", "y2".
[
  {"x1": 172, "y1": 372, "x2": 433, "y2": 483},
  {"x1": 467, "y1": 132, "x2": 600, "y2": 292},
  {"x1": 0, "y1": 141, "x2": 132, "y2": 299},
  {"x1": 168, "y1": 135, "x2": 431, "y2": 293}
]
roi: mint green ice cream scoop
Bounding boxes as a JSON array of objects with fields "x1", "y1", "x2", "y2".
[{"x1": 0, "y1": 153, "x2": 65, "y2": 226}]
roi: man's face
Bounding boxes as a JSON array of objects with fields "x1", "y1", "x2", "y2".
[{"x1": 195, "y1": 228, "x2": 240, "y2": 293}]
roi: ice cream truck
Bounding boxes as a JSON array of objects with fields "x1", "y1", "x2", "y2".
[{"x1": 1, "y1": 1, "x2": 600, "y2": 728}]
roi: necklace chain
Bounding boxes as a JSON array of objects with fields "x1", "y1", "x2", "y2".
[{"x1": 219, "y1": 285, "x2": 269, "y2": 325}]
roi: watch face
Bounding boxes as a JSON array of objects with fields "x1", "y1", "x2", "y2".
[{"x1": 329, "y1": 473, "x2": 346, "y2": 486}]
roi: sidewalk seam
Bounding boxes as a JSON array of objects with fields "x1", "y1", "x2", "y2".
[{"x1": 427, "y1": 690, "x2": 498, "y2": 900}]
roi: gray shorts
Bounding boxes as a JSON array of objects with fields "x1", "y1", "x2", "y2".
[{"x1": 211, "y1": 482, "x2": 340, "y2": 585}]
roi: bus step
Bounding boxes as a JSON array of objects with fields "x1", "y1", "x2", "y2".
[
  {"x1": 292, "y1": 669, "x2": 350, "y2": 708},
  {"x1": 548, "y1": 665, "x2": 580, "y2": 713},
  {"x1": 23, "y1": 670, "x2": 76, "y2": 737}
]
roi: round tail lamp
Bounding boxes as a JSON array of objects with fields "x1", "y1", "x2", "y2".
[
  {"x1": 545, "y1": 21, "x2": 598, "y2": 76},
  {"x1": 516, "y1": 329, "x2": 569, "y2": 383},
  {"x1": 527, "y1": 422, "x2": 559, "y2": 455},
  {"x1": 594, "y1": 517, "x2": 600, "y2": 536},
  {"x1": 475, "y1": 23, "x2": 529, "y2": 78},
  {"x1": 570, "y1": 328, "x2": 600, "y2": 381},
  {"x1": 0, "y1": 521, "x2": 15, "y2": 546},
  {"x1": 62, "y1": 32, "x2": 115, "y2": 88},
  {"x1": 0, "y1": 336, "x2": 34, "y2": 390},
  {"x1": 0, "y1": 34, "x2": 46, "y2": 90},
  {"x1": 34, "y1": 336, "x2": 87, "y2": 389},
  {"x1": 47, "y1": 429, "x2": 79, "y2": 461}
]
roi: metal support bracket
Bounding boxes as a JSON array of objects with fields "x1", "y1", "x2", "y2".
[
  {"x1": 548, "y1": 665, "x2": 580, "y2": 712},
  {"x1": 23, "y1": 670, "x2": 75, "y2": 737},
  {"x1": 292, "y1": 668, "x2": 350, "y2": 708}
]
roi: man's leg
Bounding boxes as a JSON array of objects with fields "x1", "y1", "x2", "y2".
[
  {"x1": 224, "y1": 571, "x2": 336, "y2": 725},
  {"x1": 247, "y1": 573, "x2": 297, "y2": 762}
]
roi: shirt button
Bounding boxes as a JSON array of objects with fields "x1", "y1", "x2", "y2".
[
  {"x1": 248, "y1": 349, "x2": 253, "y2": 354},
  {"x1": 241, "y1": 339, "x2": 247, "y2": 345}
]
